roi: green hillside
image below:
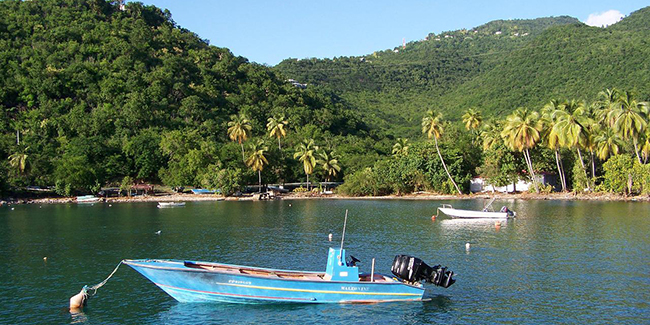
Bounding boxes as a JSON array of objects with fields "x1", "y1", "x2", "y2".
[
  {"x1": 0, "y1": 0, "x2": 367, "y2": 194},
  {"x1": 275, "y1": 11, "x2": 649, "y2": 137}
]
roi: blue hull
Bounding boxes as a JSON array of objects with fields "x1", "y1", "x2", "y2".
[{"x1": 124, "y1": 259, "x2": 425, "y2": 304}]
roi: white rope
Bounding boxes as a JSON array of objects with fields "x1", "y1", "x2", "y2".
[{"x1": 85, "y1": 260, "x2": 124, "y2": 296}]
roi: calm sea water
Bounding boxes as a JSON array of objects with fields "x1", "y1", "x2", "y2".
[{"x1": 0, "y1": 199, "x2": 648, "y2": 324}]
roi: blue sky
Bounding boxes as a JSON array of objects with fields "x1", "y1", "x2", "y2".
[{"x1": 135, "y1": 1, "x2": 648, "y2": 66}]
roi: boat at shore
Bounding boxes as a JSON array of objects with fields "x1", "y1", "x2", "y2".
[
  {"x1": 436, "y1": 199, "x2": 516, "y2": 219},
  {"x1": 191, "y1": 189, "x2": 214, "y2": 195},
  {"x1": 157, "y1": 202, "x2": 186, "y2": 208},
  {"x1": 76, "y1": 195, "x2": 100, "y2": 203},
  {"x1": 124, "y1": 247, "x2": 454, "y2": 303}
]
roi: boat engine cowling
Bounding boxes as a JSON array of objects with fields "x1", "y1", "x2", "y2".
[{"x1": 391, "y1": 255, "x2": 455, "y2": 288}]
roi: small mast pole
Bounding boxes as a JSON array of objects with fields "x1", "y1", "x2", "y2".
[{"x1": 340, "y1": 209, "x2": 348, "y2": 253}]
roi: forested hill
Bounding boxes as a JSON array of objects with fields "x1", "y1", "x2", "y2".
[
  {"x1": 0, "y1": 0, "x2": 366, "y2": 194},
  {"x1": 275, "y1": 9, "x2": 650, "y2": 137}
]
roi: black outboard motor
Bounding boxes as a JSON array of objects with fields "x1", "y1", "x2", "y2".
[{"x1": 391, "y1": 255, "x2": 455, "y2": 288}]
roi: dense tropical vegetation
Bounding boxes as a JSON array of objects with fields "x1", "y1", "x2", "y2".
[{"x1": 1, "y1": 0, "x2": 649, "y2": 198}]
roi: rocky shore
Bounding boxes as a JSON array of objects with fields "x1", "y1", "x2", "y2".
[{"x1": 2, "y1": 190, "x2": 648, "y2": 206}]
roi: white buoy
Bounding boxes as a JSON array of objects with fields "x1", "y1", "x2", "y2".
[
  {"x1": 289, "y1": 204, "x2": 292, "y2": 207},
  {"x1": 155, "y1": 230, "x2": 161, "y2": 235},
  {"x1": 43, "y1": 257, "x2": 47, "y2": 262},
  {"x1": 11, "y1": 207, "x2": 14, "y2": 210},
  {"x1": 328, "y1": 233, "x2": 333, "y2": 241},
  {"x1": 69, "y1": 289, "x2": 87, "y2": 311},
  {"x1": 465, "y1": 242, "x2": 470, "y2": 251},
  {"x1": 109, "y1": 204, "x2": 112, "y2": 207}
]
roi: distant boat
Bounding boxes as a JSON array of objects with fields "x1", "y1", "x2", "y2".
[
  {"x1": 191, "y1": 189, "x2": 214, "y2": 195},
  {"x1": 437, "y1": 200, "x2": 516, "y2": 219},
  {"x1": 157, "y1": 202, "x2": 186, "y2": 208},
  {"x1": 76, "y1": 195, "x2": 100, "y2": 203}
]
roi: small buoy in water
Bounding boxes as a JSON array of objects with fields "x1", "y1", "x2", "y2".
[
  {"x1": 69, "y1": 288, "x2": 87, "y2": 311},
  {"x1": 465, "y1": 243, "x2": 470, "y2": 251},
  {"x1": 328, "y1": 233, "x2": 333, "y2": 241},
  {"x1": 155, "y1": 230, "x2": 161, "y2": 235},
  {"x1": 289, "y1": 204, "x2": 292, "y2": 207},
  {"x1": 39, "y1": 206, "x2": 42, "y2": 208},
  {"x1": 43, "y1": 257, "x2": 47, "y2": 262},
  {"x1": 109, "y1": 204, "x2": 112, "y2": 207},
  {"x1": 495, "y1": 221, "x2": 501, "y2": 230},
  {"x1": 431, "y1": 214, "x2": 436, "y2": 221}
]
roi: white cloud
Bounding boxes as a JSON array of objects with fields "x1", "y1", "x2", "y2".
[{"x1": 585, "y1": 10, "x2": 624, "y2": 27}]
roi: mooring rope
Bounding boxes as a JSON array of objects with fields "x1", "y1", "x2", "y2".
[{"x1": 84, "y1": 260, "x2": 124, "y2": 296}]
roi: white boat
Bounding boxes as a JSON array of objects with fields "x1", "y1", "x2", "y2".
[
  {"x1": 436, "y1": 199, "x2": 516, "y2": 219},
  {"x1": 77, "y1": 195, "x2": 100, "y2": 203},
  {"x1": 157, "y1": 202, "x2": 186, "y2": 208}
]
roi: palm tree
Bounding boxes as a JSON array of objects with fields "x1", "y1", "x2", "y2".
[
  {"x1": 422, "y1": 110, "x2": 462, "y2": 194},
  {"x1": 245, "y1": 140, "x2": 269, "y2": 193},
  {"x1": 227, "y1": 113, "x2": 252, "y2": 161},
  {"x1": 8, "y1": 152, "x2": 29, "y2": 175},
  {"x1": 594, "y1": 88, "x2": 620, "y2": 127},
  {"x1": 318, "y1": 150, "x2": 341, "y2": 182},
  {"x1": 267, "y1": 114, "x2": 288, "y2": 150},
  {"x1": 554, "y1": 99, "x2": 591, "y2": 190},
  {"x1": 594, "y1": 127, "x2": 623, "y2": 160},
  {"x1": 481, "y1": 121, "x2": 504, "y2": 151},
  {"x1": 392, "y1": 138, "x2": 409, "y2": 156},
  {"x1": 542, "y1": 99, "x2": 567, "y2": 191},
  {"x1": 612, "y1": 91, "x2": 648, "y2": 163},
  {"x1": 501, "y1": 107, "x2": 542, "y2": 193},
  {"x1": 293, "y1": 139, "x2": 318, "y2": 190},
  {"x1": 462, "y1": 108, "x2": 482, "y2": 131}
]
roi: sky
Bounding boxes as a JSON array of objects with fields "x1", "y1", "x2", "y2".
[{"x1": 135, "y1": 1, "x2": 648, "y2": 66}]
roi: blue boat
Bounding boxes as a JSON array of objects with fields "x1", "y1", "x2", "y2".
[
  {"x1": 123, "y1": 247, "x2": 454, "y2": 304},
  {"x1": 190, "y1": 189, "x2": 215, "y2": 194}
]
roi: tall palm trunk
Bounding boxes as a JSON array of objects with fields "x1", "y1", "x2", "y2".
[
  {"x1": 277, "y1": 137, "x2": 282, "y2": 151},
  {"x1": 633, "y1": 140, "x2": 642, "y2": 164},
  {"x1": 306, "y1": 174, "x2": 310, "y2": 191},
  {"x1": 240, "y1": 142, "x2": 245, "y2": 162},
  {"x1": 434, "y1": 137, "x2": 462, "y2": 195},
  {"x1": 554, "y1": 149, "x2": 566, "y2": 192},
  {"x1": 258, "y1": 170, "x2": 262, "y2": 193},
  {"x1": 524, "y1": 148, "x2": 539, "y2": 193},
  {"x1": 576, "y1": 148, "x2": 590, "y2": 191}
]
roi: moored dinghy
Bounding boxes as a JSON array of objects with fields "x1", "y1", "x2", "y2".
[
  {"x1": 157, "y1": 202, "x2": 186, "y2": 208},
  {"x1": 436, "y1": 198, "x2": 516, "y2": 219}
]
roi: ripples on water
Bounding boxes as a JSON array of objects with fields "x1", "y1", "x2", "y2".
[{"x1": 0, "y1": 199, "x2": 648, "y2": 324}]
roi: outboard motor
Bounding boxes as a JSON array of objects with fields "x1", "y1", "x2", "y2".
[{"x1": 391, "y1": 255, "x2": 455, "y2": 288}]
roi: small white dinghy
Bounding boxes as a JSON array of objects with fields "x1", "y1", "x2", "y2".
[
  {"x1": 157, "y1": 202, "x2": 186, "y2": 208},
  {"x1": 436, "y1": 198, "x2": 515, "y2": 219}
]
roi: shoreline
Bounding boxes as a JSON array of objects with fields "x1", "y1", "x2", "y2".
[{"x1": 2, "y1": 191, "x2": 649, "y2": 205}]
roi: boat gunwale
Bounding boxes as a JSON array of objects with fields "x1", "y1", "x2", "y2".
[{"x1": 123, "y1": 259, "x2": 421, "y2": 288}]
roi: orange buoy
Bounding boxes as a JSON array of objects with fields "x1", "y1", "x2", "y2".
[
  {"x1": 495, "y1": 221, "x2": 501, "y2": 230},
  {"x1": 431, "y1": 215, "x2": 436, "y2": 221}
]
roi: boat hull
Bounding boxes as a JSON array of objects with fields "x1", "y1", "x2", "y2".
[
  {"x1": 438, "y1": 207, "x2": 514, "y2": 219},
  {"x1": 124, "y1": 259, "x2": 424, "y2": 304}
]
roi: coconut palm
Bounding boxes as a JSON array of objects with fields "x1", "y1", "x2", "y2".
[
  {"x1": 8, "y1": 152, "x2": 29, "y2": 175},
  {"x1": 267, "y1": 114, "x2": 288, "y2": 150},
  {"x1": 481, "y1": 121, "x2": 504, "y2": 151},
  {"x1": 554, "y1": 99, "x2": 591, "y2": 190},
  {"x1": 245, "y1": 140, "x2": 269, "y2": 193},
  {"x1": 422, "y1": 110, "x2": 461, "y2": 194},
  {"x1": 501, "y1": 107, "x2": 542, "y2": 193},
  {"x1": 542, "y1": 99, "x2": 567, "y2": 191},
  {"x1": 227, "y1": 113, "x2": 252, "y2": 161},
  {"x1": 392, "y1": 138, "x2": 409, "y2": 156},
  {"x1": 594, "y1": 127, "x2": 623, "y2": 160},
  {"x1": 293, "y1": 139, "x2": 318, "y2": 190},
  {"x1": 318, "y1": 150, "x2": 341, "y2": 182},
  {"x1": 462, "y1": 108, "x2": 482, "y2": 131},
  {"x1": 594, "y1": 88, "x2": 621, "y2": 127},
  {"x1": 612, "y1": 91, "x2": 648, "y2": 163}
]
